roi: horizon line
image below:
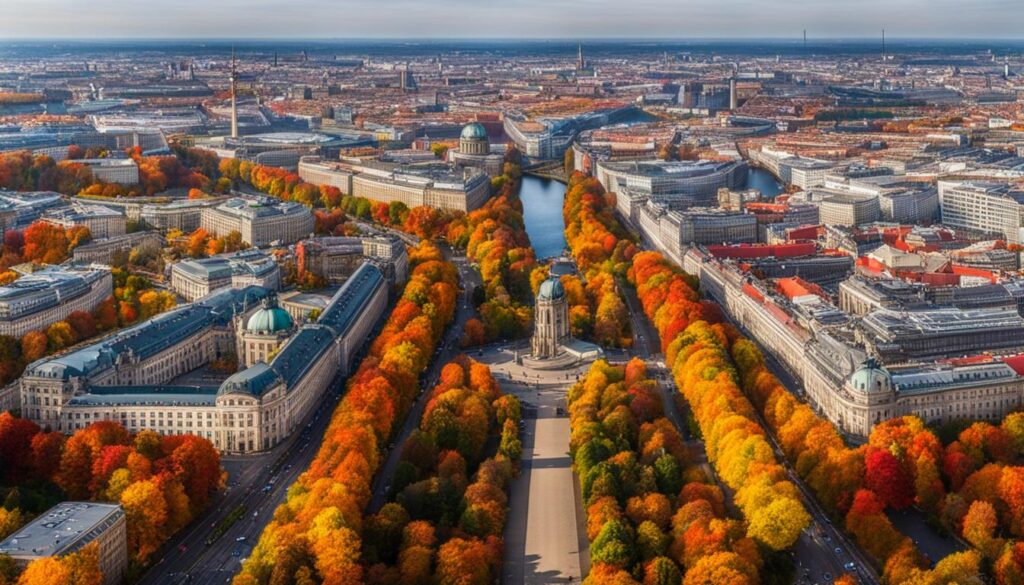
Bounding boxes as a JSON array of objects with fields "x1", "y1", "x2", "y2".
[{"x1": 2, "y1": 36, "x2": 1024, "y2": 42}]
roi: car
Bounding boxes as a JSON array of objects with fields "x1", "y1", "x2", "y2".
[
  {"x1": 236, "y1": 536, "x2": 247, "y2": 542},
  {"x1": 231, "y1": 547, "x2": 242, "y2": 557},
  {"x1": 844, "y1": 562, "x2": 856, "y2": 571},
  {"x1": 822, "y1": 573, "x2": 832, "y2": 582},
  {"x1": 261, "y1": 484, "x2": 272, "y2": 493}
]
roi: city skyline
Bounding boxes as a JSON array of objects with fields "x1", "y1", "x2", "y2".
[{"x1": 2, "y1": 0, "x2": 1024, "y2": 40}]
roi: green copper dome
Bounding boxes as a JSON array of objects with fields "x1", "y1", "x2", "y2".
[
  {"x1": 461, "y1": 122, "x2": 488, "y2": 141},
  {"x1": 538, "y1": 277, "x2": 565, "y2": 301},
  {"x1": 246, "y1": 295, "x2": 294, "y2": 333}
]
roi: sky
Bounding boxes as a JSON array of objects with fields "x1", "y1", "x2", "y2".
[{"x1": 0, "y1": 0, "x2": 1022, "y2": 40}]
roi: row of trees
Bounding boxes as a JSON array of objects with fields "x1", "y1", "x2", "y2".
[
  {"x1": 0, "y1": 267, "x2": 175, "y2": 386},
  {"x1": 730, "y1": 334, "x2": 997, "y2": 584},
  {"x1": 234, "y1": 241, "x2": 460, "y2": 585},
  {"x1": 627, "y1": 251, "x2": 814, "y2": 552},
  {"x1": 615, "y1": 231, "x2": 988, "y2": 582},
  {"x1": 569, "y1": 358, "x2": 768, "y2": 585},
  {"x1": 362, "y1": 356, "x2": 521, "y2": 585},
  {"x1": 447, "y1": 147, "x2": 536, "y2": 344},
  {"x1": 560, "y1": 172, "x2": 635, "y2": 348},
  {"x1": 0, "y1": 148, "x2": 211, "y2": 199},
  {"x1": 0, "y1": 221, "x2": 91, "y2": 275},
  {"x1": 0, "y1": 414, "x2": 224, "y2": 575},
  {"x1": 168, "y1": 227, "x2": 248, "y2": 259}
]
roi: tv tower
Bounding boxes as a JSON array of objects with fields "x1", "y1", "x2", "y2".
[
  {"x1": 882, "y1": 28, "x2": 886, "y2": 61},
  {"x1": 230, "y1": 48, "x2": 239, "y2": 139}
]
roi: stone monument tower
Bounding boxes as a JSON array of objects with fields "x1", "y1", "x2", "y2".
[{"x1": 532, "y1": 276, "x2": 569, "y2": 359}]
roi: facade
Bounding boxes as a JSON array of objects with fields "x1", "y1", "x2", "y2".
[
  {"x1": 817, "y1": 193, "x2": 881, "y2": 226},
  {"x1": 0, "y1": 502, "x2": 127, "y2": 585},
  {"x1": 0, "y1": 266, "x2": 112, "y2": 338},
  {"x1": 636, "y1": 202, "x2": 757, "y2": 266},
  {"x1": 201, "y1": 197, "x2": 314, "y2": 247},
  {"x1": 937, "y1": 181, "x2": 1024, "y2": 244},
  {"x1": 447, "y1": 122, "x2": 505, "y2": 176},
  {"x1": 21, "y1": 264, "x2": 388, "y2": 453},
  {"x1": 170, "y1": 249, "x2": 281, "y2": 302},
  {"x1": 597, "y1": 159, "x2": 748, "y2": 210},
  {"x1": 78, "y1": 159, "x2": 140, "y2": 186},
  {"x1": 140, "y1": 199, "x2": 218, "y2": 232},
  {"x1": 532, "y1": 278, "x2": 570, "y2": 359},
  {"x1": 296, "y1": 235, "x2": 408, "y2": 287},
  {"x1": 43, "y1": 204, "x2": 126, "y2": 239},
  {"x1": 298, "y1": 157, "x2": 491, "y2": 213},
  {"x1": 72, "y1": 232, "x2": 163, "y2": 264}
]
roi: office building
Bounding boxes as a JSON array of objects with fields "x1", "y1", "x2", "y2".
[
  {"x1": 201, "y1": 196, "x2": 314, "y2": 247},
  {"x1": 0, "y1": 266, "x2": 112, "y2": 338},
  {"x1": 0, "y1": 502, "x2": 127, "y2": 585},
  {"x1": 170, "y1": 249, "x2": 281, "y2": 302}
]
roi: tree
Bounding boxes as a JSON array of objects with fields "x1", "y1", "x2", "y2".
[
  {"x1": 865, "y1": 448, "x2": 914, "y2": 509},
  {"x1": 591, "y1": 520, "x2": 635, "y2": 570},
  {"x1": 747, "y1": 496, "x2": 810, "y2": 551}
]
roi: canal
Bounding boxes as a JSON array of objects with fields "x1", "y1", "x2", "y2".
[
  {"x1": 745, "y1": 167, "x2": 784, "y2": 197},
  {"x1": 520, "y1": 175, "x2": 568, "y2": 259}
]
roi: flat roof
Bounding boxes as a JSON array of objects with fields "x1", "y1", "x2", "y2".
[{"x1": 0, "y1": 502, "x2": 123, "y2": 560}]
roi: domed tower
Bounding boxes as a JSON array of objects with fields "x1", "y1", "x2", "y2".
[
  {"x1": 459, "y1": 122, "x2": 490, "y2": 156},
  {"x1": 532, "y1": 277, "x2": 569, "y2": 359},
  {"x1": 845, "y1": 357, "x2": 897, "y2": 436},
  {"x1": 239, "y1": 294, "x2": 294, "y2": 367}
]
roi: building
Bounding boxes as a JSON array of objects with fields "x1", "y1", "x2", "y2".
[
  {"x1": 636, "y1": 202, "x2": 757, "y2": 266},
  {"x1": 447, "y1": 122, "x2": 505, "y2": 176},
  {"x1": 296, "y1": 235, "x2": 408, "y2": 287},
  {"x1": 0, "y1": 266, "x2": 112, "y2": 338},
  {"x1": 684, "y1": 248, "x2": 1024, "y2": 438},
  {"x1": 858, "y1": 307, "x2": 1024, "y2": 362},
  {"x1": 532, "y1": 277, "x2": 570, "y2": 359},
  {"x1": 597, "y1": 159, "x2": 748, "y2": 212},
  {"x1": 22, "y1": 263, "x2": 388, "y2": 453},
  {"x1": 297, "y1": 157, "x2": 491, "y2": 213},
  {"x1": 72, "y1": 232, "x2": 163, "y2": 264},
  {"x1": 0, "y1": 502, "x2": 127, "y2": 585},
  {"x1": 170, "y1": 249, "x2": 281, "y2": 302},
  {"x1": 140, "y1": 199, "x2": 218, "y2": 232},
  {"x1": 938, "y1": 181, "x2": 1024, "y2": 244},
  {"x1": 201, "y1": 196, "x2": 314, "y2": 247},
  {"x1": 78, "y1": 159, "x2": 139, "y2": 186},
  {"x1": 43, "y1": 204, "x2": 126, "y2": 239},
  {"x1": 817, "y1": 192, "x2": 881, "y2": 226}
]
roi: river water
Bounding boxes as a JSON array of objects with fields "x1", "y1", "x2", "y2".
[
  {"x1": 519, "y1": 166, "x2": 785, "y2": 259},
  {"x1": 520, "y1": 175, "x2": 569, "y2": 259}
]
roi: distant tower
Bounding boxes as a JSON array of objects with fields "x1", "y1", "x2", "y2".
[
  {"x1": 882, "y1": 29, "x2": 886, "y2": 61},
  {"x1": 577, "y1": 42, "x2": 585, "y2": 70},
  {"x1": 273, "y1": 52, "x2": 278, "y2": 67},
  {"x1": 803, "y1": 29, "x2": 807, "y2": 52},
  {"x1": 729, "y1": 77, "x2": 738, "y2": 110},
  {"x1": 1006, "y1": 59, "x2": 1011, "y2": 79},
  {"x1": 230, "y1": 49, "x2": 239, "y2": 139}
]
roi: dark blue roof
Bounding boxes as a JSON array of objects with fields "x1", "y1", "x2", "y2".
[
  {"x1": 66, "y1": 385, "x2": 218, "y2": 407},
  {"x1": 317, "y1": 263, "x2": 384, "y2": 337},
  {"x1": 269, "y1": 327, "x2": 334, "y2": 388}
]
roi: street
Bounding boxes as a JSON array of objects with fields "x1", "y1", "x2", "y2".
[{"x1": 367, "y1": 251, "x2": 479, "y2": 512}]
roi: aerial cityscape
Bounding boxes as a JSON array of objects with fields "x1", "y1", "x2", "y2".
[{"x1": 3, "y1": 2, "x2": 1024, "y2": 585}]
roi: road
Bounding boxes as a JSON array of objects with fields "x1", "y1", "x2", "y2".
[
  {"x1": 367, "y1": 250, "x2": 479, "y2": 512},
  {"x1": 138, "y1": 383, "x2": 344, "y2": 585},
  {"x1": 618, "y1": 280, "x2": 876, "y2": 585}
]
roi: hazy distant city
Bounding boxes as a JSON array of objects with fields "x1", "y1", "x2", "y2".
[{"x1": 1, "y1": 7, "x2": 1024, "y2": 585}]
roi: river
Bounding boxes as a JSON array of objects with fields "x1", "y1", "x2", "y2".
[
  {"x1": 520, "y1": 175, "x2": 568, "y2": 259},
  {"x1": 519, "y1": 166, "x2": 784, "y2": 260}
]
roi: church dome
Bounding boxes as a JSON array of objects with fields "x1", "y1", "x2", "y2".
[
  {"x1": 246, "y1": 296, "x2": 293, "y2": 333},
  {"x1": 538, "y1": 277, "x2": 565, "y2": 301},
  {"x1": 460, "y1": 122, "x2": 488, "y2": 141},
  {"x1": 849, "y1": 358, "x2": 892, "y2": 394}
]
